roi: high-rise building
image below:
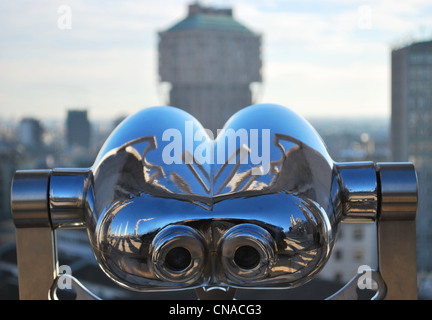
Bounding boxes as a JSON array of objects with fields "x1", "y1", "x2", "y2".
[
  {"x1": 391, "y1": 40, "x2": 432, "y2": 272},
  {"x1": 67, "y1": 110, "x2": 91, "y2": 149},
  {"x1": 158, "y1": 3, "x2": 262, "y2": 133},
  {"x1": 18, "y1": 118, "x2": 43, "y2": 148}
]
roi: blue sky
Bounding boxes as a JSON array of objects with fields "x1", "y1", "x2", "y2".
[{"x1": 0, "y1": 0, "x2": 431, "y2": 121}]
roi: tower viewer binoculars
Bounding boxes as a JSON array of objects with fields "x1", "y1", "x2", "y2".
[{"x1": 11, "y1": 104, "x2": 418, "y2": 299}]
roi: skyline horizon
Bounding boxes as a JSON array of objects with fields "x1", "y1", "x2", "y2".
[
  {"x1": 1, "y1": 1, "x2": 432, "y2": 121},
  {"x1": 0, "y1": 103, "x2": 393, "y2": 124}
]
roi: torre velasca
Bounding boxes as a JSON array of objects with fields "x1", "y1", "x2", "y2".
[{"x1": 158, "y1": 3, "x2": 262, "y2": 133}]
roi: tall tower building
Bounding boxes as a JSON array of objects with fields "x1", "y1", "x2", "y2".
[
  {"x1": 158, "y1": 3, "x2": 262, "y2": 133},
  {"x1": 391, "y1": 40, "x2": 432, "y2": 272}
]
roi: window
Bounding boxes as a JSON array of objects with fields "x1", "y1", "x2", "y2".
[
  {"x1": 334, "y1": 272, "x2": 343, "y2": 282},
  {"x1": 353, "y1": 227, "x2": 363, "y2": 240},
  {"x1": 334, "y1": 249, "x2": 343, "y2": 260},
  {"x1": 354, "y1": 249, "x2": 363, "y2": 261}
]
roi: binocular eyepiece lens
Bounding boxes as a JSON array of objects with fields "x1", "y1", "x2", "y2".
[
  {"x1": 151, "y1": 225, "x2": 206, "y2": 283},
  {"x1": 164, "y1": 247, "x2": 192, "y2": 271},
  {"x1": 234, "y1": 245, "x2": 260, "y2": 270},
  {"x1": 221, "y1": 224, "x2": 276, "y2": 281},
  {"x1": 151, "y1": 223, "x2": 276, "y2": 284}
]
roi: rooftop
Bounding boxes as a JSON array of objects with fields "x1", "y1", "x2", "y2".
[
  {"x1": 165, "y1": 3, "x2": 255, "y2": 34},
  {"x1": 392, "y1": 38, "x2": 432, "y2": 52}
]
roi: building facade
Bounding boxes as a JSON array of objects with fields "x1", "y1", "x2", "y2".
[
  {"x1": 318, "y1": 223, "x2": 377, "y2": 284},
  {"x1": 391, "y1": 40, "x2": 432, "y2": 272},
  {"x1": 67, "y1": 110, "x2": 91, "y2": 150},
  {"x1": 158, "y1": 3, "x2": 262, "y2": 133},
  {"x1": 18, "y1": 118, "x2": 43, "y2": 149}
]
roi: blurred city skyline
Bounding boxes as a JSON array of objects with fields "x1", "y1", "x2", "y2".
[{"x1": 1, "y1": 0, "x2": 432, "y2": 122}]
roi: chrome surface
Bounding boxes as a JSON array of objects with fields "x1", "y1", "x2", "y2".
[
  {"x1": 196, "y1": 286, "x2": 237, "y2": 300},
  {"x1": 376, "y1": 162, "x2": 418, "y2": 299},
  {"x1": 9, "y1": 103, "x2": 419, "y2": 299},
  {"x1": 89, "y1": 104, "x2": 335, "y2": 291},
  {"x1": 49, "y1": 169, "x2": 91, "y2": 229},
  {"x1": 332, "y1": 162, "x2": 378, "y2": 222},
  {"x1": 11, "y1": 170, "x2": 51, "y2": 228},
  {"x1": 376, "y1": 162, "x2": 418, "y2": 221}
]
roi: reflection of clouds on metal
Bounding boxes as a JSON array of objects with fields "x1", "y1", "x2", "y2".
[{"x1": 134, "y1": 218, "x2": 154, "y2": 236}]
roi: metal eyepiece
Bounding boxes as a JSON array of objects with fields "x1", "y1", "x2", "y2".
[
  {"x1": 151, "y1": 225, "x2": 206, "y2": 283},
  {"x1": 220, "y1": 224, "x2": 276, "y2": 282}
]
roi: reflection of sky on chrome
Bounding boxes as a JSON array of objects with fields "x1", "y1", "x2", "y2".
[
  {"x1": 110, "y1": 217, "x2": 155, "y2": 237},
  {"x1": 105, "y1": 191, "x2": 326, "y2": 240},
  {"x1": 1, "y1": 0, "x2": 431, "y2": 120}
]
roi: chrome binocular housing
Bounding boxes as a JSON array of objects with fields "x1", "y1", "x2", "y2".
[{"x1": 11, "y1": 104, "x2": 418, "y2": 299}]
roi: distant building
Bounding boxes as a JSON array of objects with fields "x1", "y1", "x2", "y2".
[
  {"x1": 318, "y1": 223, "x2": 377, "y2": 284},
  {"x1": 67, "y1": 110, "x2": 91, "y2": 149},
  {"x1": 391, "y1": 39, "x2": 432, "y2": 272},
  {"x1": 158, "y1": 3, "x2": 262, "y2": 133},
  {"x1": 18, "y1": 118, "x2": 43, "y2": 148},
  {"x1": 0, "y1": 142, "x2": 16, "y2": 221}
]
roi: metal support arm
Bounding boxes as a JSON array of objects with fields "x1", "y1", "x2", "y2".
[
  {"x1": 11, "y1": 170, "x2": 57, "y2": 300},
  {"x1": 376, "y1": 163, "x2": 418, "y2": 299}
]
